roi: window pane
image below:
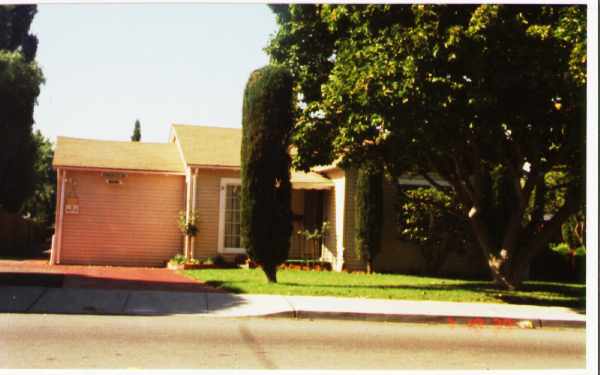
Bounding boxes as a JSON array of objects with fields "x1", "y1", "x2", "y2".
[{"x1": 224, "y1": 183, "x2": 242, "y2": 248}]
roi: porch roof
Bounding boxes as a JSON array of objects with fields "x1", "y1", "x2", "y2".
[
  {"x1": 53, "y1": 137, "x2": 185, "y2": 173},
  {"x1": 291, "y1": 170, "x2": 334, "y2": 190}
]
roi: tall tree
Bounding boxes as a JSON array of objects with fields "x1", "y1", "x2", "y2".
[
  {"x1": 22, "y1": 130, "x2": 56, "y2": 226},
  {"x1": 131, "y1": 119, "x2": 141, "y2": 142},
  {"x1": 267, "y1": 4, "x2": 586, "y2": 289},
  {"x1": 0, "y1": 5, "x2": 44, "y2": 214},
  {"x1": 240, "y1": 65, "x2": 294, "y2": 283}
]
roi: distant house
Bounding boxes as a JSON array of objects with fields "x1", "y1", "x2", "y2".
[{"x1": 50, "y1": 124, "x2": 484, "y2": 276}]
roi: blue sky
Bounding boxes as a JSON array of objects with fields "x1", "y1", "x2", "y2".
[{"x1": 30, "y1": 3, "x2": 278, "y2": 143}]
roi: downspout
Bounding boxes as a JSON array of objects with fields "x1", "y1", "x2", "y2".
[
  {"x1": 52, "y1": 169, "x2": 67, "y2": 265},
  {"x1": 190, "y1": 169, "x2": 198, "y2": 259}
]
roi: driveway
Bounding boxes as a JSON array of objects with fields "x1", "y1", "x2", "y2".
[{"x1": 0, "y1": 259, "x2": 223, "y2": 293}]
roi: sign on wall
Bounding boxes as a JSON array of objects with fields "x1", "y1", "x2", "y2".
[
  {"x1": 65, "y1": 197, "x2": 79, "y2": 214},
  {"x1": 102, "y1": 172, "x2": 127, "y2": 184}
]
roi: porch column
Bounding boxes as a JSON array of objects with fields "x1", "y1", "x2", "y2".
[
  {"x1": 50, "y1": 169, "x2": 67, "y2": 265},
  {"x1": 190, "y1": 169, "x2": 198, "y2": 259},
  {"x1": 184, "y1": 168, "x2": 192, "y2": 259}
]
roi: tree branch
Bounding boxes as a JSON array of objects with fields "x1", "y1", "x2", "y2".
[
  {"x1": 419, "y1": 171, "x2": 447, "y2": 192},
  {"x1": 525, "y1": 187, "x2": 582, "y2": 259}
]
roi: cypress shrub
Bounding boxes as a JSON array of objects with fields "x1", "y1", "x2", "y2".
[
  {"x1": 240, "y1": 65, "x2": 293, "y2": 283},
  {"x1": 354, "y1": 164, "x2": 384, "y2": 273}
]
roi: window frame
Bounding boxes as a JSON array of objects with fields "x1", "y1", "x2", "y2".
[{"x1": 217, "y1": 178, "x2": 245, "y2": 254}]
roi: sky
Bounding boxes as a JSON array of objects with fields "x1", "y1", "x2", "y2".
[{"x1": 30, "y1": 3, "x2": 279, "y2": 143}]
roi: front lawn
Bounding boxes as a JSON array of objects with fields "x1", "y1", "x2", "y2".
[{"x1": 182, "y1": 268, "x2": 585, "y2": 310}]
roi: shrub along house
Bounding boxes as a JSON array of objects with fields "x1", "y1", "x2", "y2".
[{"x1": 50, "y1": 124, "x2": 484, "y2": 275}]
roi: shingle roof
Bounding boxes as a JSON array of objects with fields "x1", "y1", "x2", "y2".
[
  {"x1": 172, "y1": 124, "x2": 333, "y2": 188},
  {"x1": 53, "y1": 126, "x2": 335, "y2": 188},
  {"x1": 171, "y1": 124, "x2": 242, "y2": 167},
  {"x1": 53, "y1": 137, "x2": 185, "y2": 173}
]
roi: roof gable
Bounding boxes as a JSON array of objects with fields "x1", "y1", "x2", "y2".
[{"x1": 171, "y1": 124, "x2": 242, "y2": 167}]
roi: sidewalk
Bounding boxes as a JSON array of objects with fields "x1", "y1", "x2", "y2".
[{"x1": 1, "y1": 286, "x2": 585, "y2": 329}]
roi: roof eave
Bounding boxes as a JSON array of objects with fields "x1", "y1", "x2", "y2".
[{"x1": 51, "y1": 165, "x2": 185, "y2": 175}]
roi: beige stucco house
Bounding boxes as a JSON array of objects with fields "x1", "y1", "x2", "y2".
[{"x1": 50, "y1": 124, "x2": 484, "y2": 275}]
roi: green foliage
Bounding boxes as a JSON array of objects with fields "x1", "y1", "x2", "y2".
[
  {"x1": 21, "y1": 130, "x2": 56, "y2": 227},
  {"x1": 177, "y1": 209, "x2": 200, "y2": 237},
  {"x1": 549, "y1": 242, "x2": 585, "y2": 257},
  {"x1": 0, "y1": 5, "x2": 38, "y2": 62},
  {"x1": 240, "y1": 65, "x2": 294, "y2": 283},
  {"x1": 131, "y1": 119, "x2": 141, "y2": 142},
  {"x1": 397, "y1": 185, "x2": 478, "y2": 274},
  {"x1": 354, "y1": 165, "x2": 383, "y2": 271},
  {"x1": 297, "y1": 221, "x2": 329, "y2": 241},
  {"x1": 560, "y1": 211, "x2": 585, "y2": 251},
  {"x1": 297, "y1": 221, "x2": 330, "y2": 262},
  {"x1": 204, "y1": 255, "x2": 227, "y2": 267},
  {"x1": 0, "y1": 209, "x2": 49, "y2": 257},
  {"x1": 0, "y1": 5, "x2": 44, "y2": 214},
  {"x1": 267, "y1": 4, "x2": 586, "y2": 289},
  {"x1": 169, "y1": 253, "x2": 188, "y2": 265}
]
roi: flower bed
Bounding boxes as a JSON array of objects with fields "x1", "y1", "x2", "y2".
[{"x1": 280, "y1": 260, "x2": 332, "y2": 271}]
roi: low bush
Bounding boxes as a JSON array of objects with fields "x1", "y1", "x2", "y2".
[
  {"x1": 0, "y1": 209, "x2": 50, "y2": 258},
  {"x1": 531, "y1": 247, "x2": 585, "y2": 283},
  {"x1": 168, "y1": 254, "x2": 187, "y2": 265}
]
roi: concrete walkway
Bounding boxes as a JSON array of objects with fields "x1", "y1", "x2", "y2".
[{"x1": 1, "y1": 286, "x2": 585, "y2": 329}]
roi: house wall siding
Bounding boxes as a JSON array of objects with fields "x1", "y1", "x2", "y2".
[
  {"x1": 191, "y1": 169, "x2": 241, "y2": 259},
  {"x1": 337, "y1": 170, "x2": 427, "y2": 273},
  {"x1": 372, "y1": 176, "x2": 487, "y2": 277},
  {"x1": 372, "y1": 177, "x2": 427, "y2": 273},
  {"x1": 59, "y1": 170, "x2": 185, "y2": 266}
]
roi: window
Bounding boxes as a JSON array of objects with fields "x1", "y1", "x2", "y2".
[
  {"x1": 218, "y1": 178, "x2": 244, "y2": 254},
  {"x1": 224, "y1": 185, "x2": 241, "y2": 248}
]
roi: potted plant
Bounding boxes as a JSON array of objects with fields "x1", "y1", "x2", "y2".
[
  {"x1": 178, "y1": 210, "x2": 200, "y2": 237},
  {"x1": 296, "y1": 221, "x2": 330, "y2": 269},
  {"x1": 177, "y1": 209, "x2": 200, "y2": 261},
  {"x1": 167, "y1": 254, "x2": 203, "y2": 270},
  {"x1": 167, "y1": 254, "x2": 187, "y2": 270}
]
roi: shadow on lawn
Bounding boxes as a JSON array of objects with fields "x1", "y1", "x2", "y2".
[
  {"x1": 275, "y1": 281, "x2": 585, "y2": 311},
  {"x1": 203, "y1": 280, "x2": 245, "y2": 294}
]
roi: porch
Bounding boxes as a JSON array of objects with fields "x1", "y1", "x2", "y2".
[
  {"x1": 289, "y1": 188, "x2": 332, "y2": 263},
  {"x1": 184, "y1": 170, "x2": 336, "y2": 265}
]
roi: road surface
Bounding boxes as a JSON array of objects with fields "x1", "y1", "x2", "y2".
[{"x1": 0, "y1": 314, "x2": 586, "y2": 369}]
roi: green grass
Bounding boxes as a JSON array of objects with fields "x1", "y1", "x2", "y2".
[{"x1": 182, "y1": 268, "x2": 585, "y2": 310}]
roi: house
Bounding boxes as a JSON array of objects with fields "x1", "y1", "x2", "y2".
[{"x1": 50, "y1": 124, "x2": 485, "y2": 275}]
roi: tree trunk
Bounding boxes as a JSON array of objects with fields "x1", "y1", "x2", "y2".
[
  {"x1": 262, "y1": 264, "x2": 278, "y2": 283},
  {"x1": 488, "y1": 247, "x2": 533, "y2": 290},
  {"x1": 509, "y1": 256, "x2": 531, "y2": 286},
  {"x1": 366, "y1": 260, "x2": 373, "y2": 274}
]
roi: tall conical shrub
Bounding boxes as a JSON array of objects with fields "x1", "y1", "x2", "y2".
[
  {"x1": 241, "y1": 65, "x2": 294, "y2": 283},
  {"x1": 355, "y1": 163, "x2": 383, "y2": 273}
]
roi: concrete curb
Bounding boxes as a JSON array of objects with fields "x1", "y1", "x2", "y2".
[
  {"x1": 1, "y1": 287, "x2": 586, "y2": 329},
  {"x1": 268, "y1": 310, "x2": 586, "y2": 329}
]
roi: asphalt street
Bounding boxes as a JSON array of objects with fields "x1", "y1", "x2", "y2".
[{"x1": 0, "y1": 314, "x2": 586, "y2": 369}]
